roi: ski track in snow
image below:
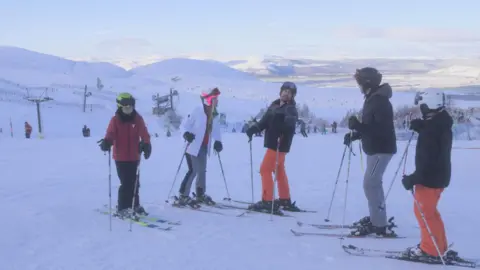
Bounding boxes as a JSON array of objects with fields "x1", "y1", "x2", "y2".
[{"x1": 0, "y1": 134, "x2": 478, "y2": 270}]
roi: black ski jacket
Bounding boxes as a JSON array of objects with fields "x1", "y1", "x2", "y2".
[
  {"x1": 355, "y1": 83, "x2": 397, "y2": 155},
  {"x1": 255, "y1": 99, "x2": 298, "y2": 153},
  {"x1": 412, "y1": 109, "x2": 453, "y2": 189}
]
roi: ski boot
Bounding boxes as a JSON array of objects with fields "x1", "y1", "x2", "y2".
[
  {"x1": 173, "y1": 195, "x2": 201, "y2": 208},
  {"x1": 193, "y1": 192, "x2": 216, "y2": 206},
  {"x1": 352, "y1": 216, "x2": 396, "y2": 228},
  {"x1": 350, "y1": 222, "x2": 397, "y2": 237},
  {"x1": 114, "y1": 207, "x2": 138, "y2": 221},
  {"x1": 352, "y1": 216, "x2": 371, "y2": 227},
  {"x1": 247, "y1": 200, "x2": 284, "y2": 215},
  {"x1": 275, "y1": 198, "x2": 302, "y2": 212},
  {"x1": 134, "y1": 205, "x2": 148, "y2": 216}
]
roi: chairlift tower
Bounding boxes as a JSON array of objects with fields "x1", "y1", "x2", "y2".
[
  {"x1": 25, "y1": 92, "x2": 53, "y2": 138},
  {"x1": 83, "y1": 85, "x2": 92, "y2": 112}
]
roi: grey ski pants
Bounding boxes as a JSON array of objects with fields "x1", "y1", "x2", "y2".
[
  {"x1": 179, "y1": 144, "x2": 208, "y2": 197},
  {"x1": 363, "y1": 153, "x2": 393, "y2": 227}
]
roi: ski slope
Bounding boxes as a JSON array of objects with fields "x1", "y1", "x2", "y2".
[{"x1": 1, "y1": 132, "x2": 478, "y2": 270}]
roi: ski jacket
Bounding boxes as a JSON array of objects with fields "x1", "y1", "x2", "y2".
[
  {"x1": 355, "y1": 83, "x2": 397, "y2": 155},
  {"x1": 182, "y1": 106, "x2": 222, "y2": 157},
  {"x1": 412, "y1": 109, "x2": 453, "y2": 189},
  {"x1": 255, "y1": 99, "x2": 298, "y2": 153},
  {"x1": 104, "y1": 109, "x2": 151, "y2": 161}
]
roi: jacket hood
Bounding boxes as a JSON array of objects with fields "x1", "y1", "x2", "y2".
[{"x1": 369, "y1": 83, "x2": 393, "y2": 99}]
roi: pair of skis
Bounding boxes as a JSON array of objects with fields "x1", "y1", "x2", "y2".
[
  {"x1": 343, "y1": 244, "x2": 479, "y2": 268},
  {"x1": 292, "y1": 217, "x2": 401, "y2": 239},
  {"x1": 96, "y1": 206, "x2": 181, "y2": 231}
]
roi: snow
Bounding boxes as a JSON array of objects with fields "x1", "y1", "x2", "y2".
[{"x1": 1, "y1": 133, "x2": 478, "y2": 270}]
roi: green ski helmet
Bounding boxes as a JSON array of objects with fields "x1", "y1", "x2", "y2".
[{"x1": 116, "y1": 92, "x2": 135, "y2": 108}]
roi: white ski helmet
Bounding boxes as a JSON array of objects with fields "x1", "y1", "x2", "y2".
[{"x1": 414, "y1": 90, "x2": 445, "y2": 110}]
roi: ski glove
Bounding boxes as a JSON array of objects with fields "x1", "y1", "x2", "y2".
[
  {"x1": 409, "y1": 119, "x2": 424, "y2": 133},
  {"x1": 343, "y1": 132, "x2": 360, "y2": 146},
  {"x1": 213, "y1": 141, "x2": 223, "y2": 152},
  {"x1": 98, "y1": 138, "x2": 112, "y2": 152},
  {"x1": 401, "y1": 174, "x2": 416, "y2": 191},
  {"x1": 348, "y1": 116, "x2": 361, "y2": 130},
  {"x1": 183, "y1": 132, "x2": 195, "y2": 143},
  {"x1": 139, "y1": 141, "x2": 152, "y2": 159},
  {"x1": 246, "y1": 125, "x2": 259, "y2": 142}
]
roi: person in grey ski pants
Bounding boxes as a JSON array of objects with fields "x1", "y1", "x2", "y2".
[
  {"x1": 179, "y1": 144, "x2": 208, "y2": 196},
  {"x1": 363, "y1": 153, "x2": 393, "y2": 227}
]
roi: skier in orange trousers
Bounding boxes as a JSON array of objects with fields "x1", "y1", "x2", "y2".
[{"x1": 401, "y1": 89, "x2": 459, "y2": 262}]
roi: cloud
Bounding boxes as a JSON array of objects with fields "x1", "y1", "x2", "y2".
[
  {"x1": 95, "y1": 38, "x2": 154, "y2": 57},
  {"x1": 334, "y1": 26, "x2": 480, "y2": 43}
]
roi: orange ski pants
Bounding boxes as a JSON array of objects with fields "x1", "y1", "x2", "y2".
[
  {"x1": 260, "y1": 149, "x2": 290, "y2": 201},
  {"x1": 414, "y1": 184, "x2": 448, "y2": 256}
]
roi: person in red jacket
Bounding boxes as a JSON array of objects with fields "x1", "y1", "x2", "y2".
[{"x1": 99, "y1": 93, "x2": 152, "y2": 218}]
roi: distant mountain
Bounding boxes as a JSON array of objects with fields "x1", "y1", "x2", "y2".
[{"x1": 226, "y1": 55, "x2": 480, "y2": 78}]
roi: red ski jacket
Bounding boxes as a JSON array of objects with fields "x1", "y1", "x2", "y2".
[{"x1": 104, "y1": 110, "x2": 150, "y2": 161}]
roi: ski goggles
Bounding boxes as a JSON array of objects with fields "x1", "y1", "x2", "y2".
[{"x1": 117, "y1": 97, "x2": 135, "y2": 107}]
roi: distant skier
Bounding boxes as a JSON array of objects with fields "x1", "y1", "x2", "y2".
[
  {"x1": 98, "y1": 93, "x2": 152, "y2": 218},
  {"x1": 245, "y1": 81, "x2": 302, "y2": 214},
  {"x1": 401, "y1": 90, "x2": 459, "y2": 261},
  {"x1": 82, "y1": 125, "x2": 90, "y2": 137},
  {"x1": 344, "y1": 67, "x2": 397, "y2": 237},
  {"x1": 299, "y1": 120, "x2": 308, "y2": 137},
  {"x1": 175, "y1": 88, "x2": 223, "y2": 207},
  {"x1": 24, "y1": 121, "x2": 32, "y2": 139}
]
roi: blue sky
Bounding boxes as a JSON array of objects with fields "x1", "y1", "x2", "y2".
[{"x1": 1, "y1": 0, "x2": 479, "y2": 61}]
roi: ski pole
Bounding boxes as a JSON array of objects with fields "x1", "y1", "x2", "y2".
[
  {"x1": 249, "y1": 141, "x2": 254, "y2": 204},
  {"x1": 379, "y1": 132, "x2": 414, "y2": 210},
  {"x1": 165, "y1": 143, "x2": 189, "y2": 203},
  {"x1": 359, "y1": 142, "x2": 364, "y2": 173},
  {"x1": 324, "y1": 144, "x2": 348, "y2": 222},
  {"x1": 340, "y1": 142, "x2": 353, "y2": 240},
  {"x1": 130, "y1": 158, "x2": 141, "y2": 232},
  {"x1": 108, "y1": 149, "x2": 112, "y2": 232},
  {"x1": 270, "y1": 137, "x2": 281, "y2": 221},
  {"x1": 411, "y1": 189, "x2": 446, "y2": 265},
  {"x1": 217, "y1": 152, "x2": 231, "y2": 200}
]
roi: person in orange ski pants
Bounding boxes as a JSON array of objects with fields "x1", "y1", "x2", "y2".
[
  {"x1": 401, "y1": 90, "x2": 459, "y2": 261},
  {"x1": 245, "y1": 81, "x2": 305, "y2": 214}
]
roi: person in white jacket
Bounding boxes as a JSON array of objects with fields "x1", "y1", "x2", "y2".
[{"x1": 175, "y1": 88, "x2": 223, "y2": 207}]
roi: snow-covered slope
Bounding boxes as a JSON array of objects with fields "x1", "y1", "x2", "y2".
[
  {"x1": 0, "y1": 46, "x2": 131, "y2": 84},
  {"x1": 1, "y1": 133, "x2": 478, "y2": 270},
  {"x1": 130, "y1": 58, "x2": 259, "y2": 82}
]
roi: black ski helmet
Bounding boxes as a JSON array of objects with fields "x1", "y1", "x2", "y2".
[
  {"x1": 280, "y1": 81, "x2": 297, "y2": 97},
  {"x1": 354, "y1": 67, "x2": 382, "y2": 93}
]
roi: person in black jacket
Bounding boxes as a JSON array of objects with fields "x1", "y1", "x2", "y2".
[
  {"x1": 245, "y1": 81, "x2": 301, "y2": 214},
  {"x1": 401, "y1": 90, "x2": 457, "y2": 260},
  {"x1": 344, "y1": 67, "x2": 398, "y2": 237}
]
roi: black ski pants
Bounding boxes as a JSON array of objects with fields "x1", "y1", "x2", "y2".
[{"x1": 115, "y1": 161, "x2": 140, "y2": 211}]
